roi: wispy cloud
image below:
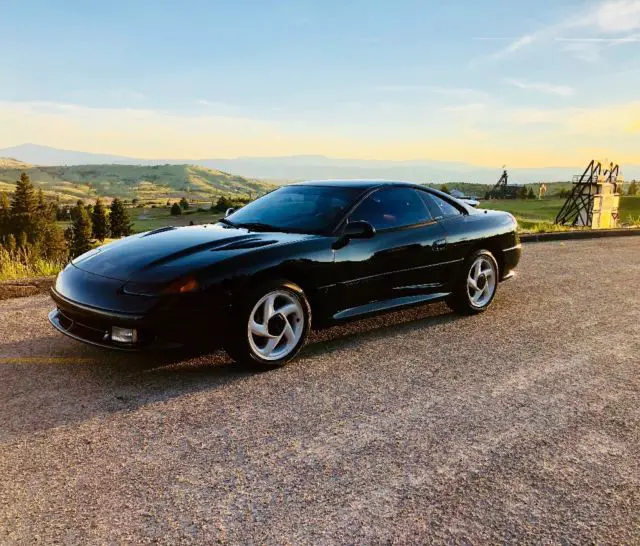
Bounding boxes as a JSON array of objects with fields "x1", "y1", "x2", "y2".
[
  {"x1": 506, "y1": 78, "x2": 575, "y2": 97},
  {"x1": 481, "y1": 0, "x2": 640, "y2": 61},
  {"x1": 555, "y1": 35, "x2": 640, "y2": 43}
]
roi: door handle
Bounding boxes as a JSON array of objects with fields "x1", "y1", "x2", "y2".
[{"x1": 432, "y1": 239, "x2": 446, "y2": 251}]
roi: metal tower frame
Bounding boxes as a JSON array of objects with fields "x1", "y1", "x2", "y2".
[
  {"x1": 555, "y1": 160, "x2": 602, "y2": 226},
  {"x1": 488, "y1": 169, "x2": 509, "y2": 199}
]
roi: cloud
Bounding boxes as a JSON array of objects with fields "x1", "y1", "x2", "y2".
[
  {"x1": 555, "y1": 35, "x2": 640, "y2": 42},
  {"x1": 506, "y1": 78, "x2": 575, "y2": 97},
  {"x1": 483, "y1": 0, "x2": 640, "y2": 61},
  {"x1": 559, "y1": 41, "x2": 603, "y2": 62},
  {"x1": 578, "y1": 0, "x2": 640, "y2": 32}
]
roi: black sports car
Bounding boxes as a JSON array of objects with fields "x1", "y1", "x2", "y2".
[{"x1": 49, "y1": 181, "x2": 521, "y2": 366}]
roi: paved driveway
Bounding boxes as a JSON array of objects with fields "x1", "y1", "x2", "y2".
[{"x1": 1, "y1": 238, "x2": 639, "y2": 543}]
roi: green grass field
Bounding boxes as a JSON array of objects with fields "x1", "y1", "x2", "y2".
[
  {"x1": 129, "y1": 208, "x2": 224, "y2": 232},
  {"x1": 480, "y1": 196, "x2": 640, "y2": 231},
  {"x1": 56, "y1": 207, "x2": 225, "y2": 234}
]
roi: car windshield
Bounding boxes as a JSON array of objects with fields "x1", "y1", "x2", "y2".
[{"x1": 224, "y1": 185, "x2": 365, "y2": 234}]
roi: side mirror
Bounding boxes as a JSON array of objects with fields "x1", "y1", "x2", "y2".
[
  {"x1": 333, "y1": 220, "x2": 376, "y2": 249},
  {"x1": 343, "y1": 220, "x2": 376, "y2": 239},
  {"x1": 225, "y1": 207, "x2": 235, "y2": 217}
]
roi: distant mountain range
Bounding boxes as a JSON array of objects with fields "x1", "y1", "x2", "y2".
[{"x1": 1, "y1": 143, "x2": 639, "y2": 184}]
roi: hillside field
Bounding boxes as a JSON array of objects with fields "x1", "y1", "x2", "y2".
[{"x1": 0, "y1": 161, "x2": 275, "y2": 203}]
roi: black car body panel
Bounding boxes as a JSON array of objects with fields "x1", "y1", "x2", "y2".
[{"x1": 49, "y1": 181, "x2": 521, "y2": 350}]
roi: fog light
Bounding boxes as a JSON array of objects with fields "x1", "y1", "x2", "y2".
[{"x1": 111, "y1": 326, "x2": 138, "y2": 344}]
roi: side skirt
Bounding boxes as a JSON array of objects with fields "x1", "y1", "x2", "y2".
[{"x1": 329, "y1": 292, "x2": 452, "y2": 324}]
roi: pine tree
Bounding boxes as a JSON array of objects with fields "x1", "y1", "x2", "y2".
[
  {"x1": 440, "y1": 184, "x2": 450, "y2": 195},
  {"x1": 70, "y1": 205, "x2": 93, "y2": 257},
  {"x1": 518, "y1": 186, "x2": 528, "y2": 199},
  {"x1": 628, "y1": 181, "x2": 638, "y2": 196},
  {"x1": 92, "y1": 198, "x2": 110, "y2": 241},
  {"x1": 214, "y1": 195, "x2": 232, "y2": 212},
  {"x1": 0, "y1": 191, "x2": 10, "y2": 242},
  {"x1": 179, "y1": 197, "x2": 189, "y2": 210},
  {"x1": 170, "y1": 202, "x2": 182, "y2": 216},
  {"x1": 10, "y1": 172, "x2": 38, "y2": 242},
  {"x1": 109, "y1": 197, "x2": 133, "y2": 237},
  {"x1": 527, "y1": 187, "x2": 535, "y2": 199}
]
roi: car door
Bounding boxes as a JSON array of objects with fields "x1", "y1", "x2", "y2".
[
  {"x1": 332, "y1": 187, "x2": 449, "y2": 315},
  {"x1": 419, "y1": 191, "x2": 474, "y2": 280}
]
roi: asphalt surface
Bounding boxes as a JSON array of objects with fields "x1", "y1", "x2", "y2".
[{"x1": 1, "y1": 238, "x2": 639, "y2": 544}]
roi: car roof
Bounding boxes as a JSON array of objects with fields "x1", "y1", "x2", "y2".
[{"x1": 292, "y1": 179, "x2": 421, "y2": 189}]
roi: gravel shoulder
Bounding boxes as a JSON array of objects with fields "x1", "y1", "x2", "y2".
[{"x1": 1, "y1": 238, "x2": 639, "y2": 544}]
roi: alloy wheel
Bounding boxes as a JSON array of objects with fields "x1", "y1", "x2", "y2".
[
  {"x1": 247, "y1": 290, "x2": 305, "y2": 361},
  {"x1": 467, "y1": 256, "x2": 496, "y2": 308}
]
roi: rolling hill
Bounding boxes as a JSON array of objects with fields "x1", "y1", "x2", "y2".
[{"x1": 0, "y1": 160, "x2": 275, "y2": 203}]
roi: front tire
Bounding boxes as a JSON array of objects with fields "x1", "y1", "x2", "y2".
[
  {"x1": 224, "y1": 279, "x2": 311, "y2": 367},
  {"x1": 447, "y1": 249, "x2": 499, "y2": 315}
]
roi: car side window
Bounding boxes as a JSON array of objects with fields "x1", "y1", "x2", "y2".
[
  {"x1": 421, "y1": 192, "x2": 463, "y2": 219},
  {"x1": 349, "y1": 187, "x2": 432, "y2": 230}
]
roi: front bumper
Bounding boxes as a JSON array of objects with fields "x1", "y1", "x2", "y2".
[
  {"x1": 49, "y1": 287, "x2": 230, "y2": 351},
  {"x1": 500, "y1": 243, "x2": 522, "y2": 280}
]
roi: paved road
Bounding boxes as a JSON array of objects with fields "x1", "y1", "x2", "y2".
[{"x1": 1, "y1": 238, "x2": 639, "y2": 544}]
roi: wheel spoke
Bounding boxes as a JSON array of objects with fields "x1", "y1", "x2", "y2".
[
  {"x1": 262, "y1": 336, "x2": 281, "y2": 357},
  {"x1": 281, "y1": 320, "x2": 296, "y2": 343},
  {"x1": 277, "y1": 303, "x2": 299, "y2": 317},
  {"x1": 250, "y1": 319, "x2": 270, "y2": 338},
  {"x1": 468, "y1": 275, "x2": 479, "y2": 291},
  {"x1": 263, "y1": 294, "x2": 276, "y2": 322},
  {"x1": 473, "y1": 260, "x2": 481, "y2": 279}
]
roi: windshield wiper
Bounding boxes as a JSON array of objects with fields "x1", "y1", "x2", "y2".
[
  {"x1": 218, "y1": 218, "x2": 236, "y2": 227},
  {"x1": 235, "y1": 222, "x2": 279, "y2": 232}
]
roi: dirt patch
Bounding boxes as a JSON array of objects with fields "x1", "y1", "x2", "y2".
[{"x1": 0, "y1": 276, "x2": 55, "y2": 301}]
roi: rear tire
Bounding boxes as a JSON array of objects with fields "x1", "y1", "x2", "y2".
[
  {"x1": 223, "y1": 279, "x2": 311, "y2": 367},
  {"x1": 447, "y1": 249, "x2": 499, "y2": 315}
]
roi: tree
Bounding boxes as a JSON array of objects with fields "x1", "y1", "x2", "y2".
[
  {"x1": 179, "y1": 197, "x2": 189, "y2": 210},
  {"x1": 10, "y1": 172, "x2": 38, "y2": 242},
  {"x1": 527, "y1": 187, "x2": 535, "y2": 199},
  {"x1": 39, "y1": 223, "x2": 68, "y2": 262},
  {"x1": 213, "y1": 195, "x2": 233, "y2": 212},
  {"x1": 109, "y1": 197, "x2": 133, "y2": 237},
  {"x1": 70, "y1": 205, "x2": 93, "y2": 258},
  {"x1": 518, "y1": 186, "x2": 528, "y2": 199},
  {"x1": 170, "y1": 202, "x2": 182, "y2": 216},
  {"x1": 440, "y1": 184, "x2": 450, "y2": 195},
  {"x1": 92, "y1": 198, "x2": 110, "y2": 241},
  {"x1": 0, "y1": 192, "x2": 10, "y2": 241},
  {"x1": 628, "y1": 181, "x2": 638, "y2": 196},
  {"x1": 70, "y1": 199, "x2": 85, "y2": 222}
]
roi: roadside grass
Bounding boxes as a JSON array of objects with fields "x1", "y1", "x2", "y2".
[{"x1": 0, "y1": 247, "x2": 65, "y2": 281}]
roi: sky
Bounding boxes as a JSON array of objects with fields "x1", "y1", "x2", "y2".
[{"x1": 1, "y1": 0, "x2": 639, "y2": 167}]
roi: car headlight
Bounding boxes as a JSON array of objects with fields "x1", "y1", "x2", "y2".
[{"x1": 122, "y1": 276, "x2": 199, "y2": 296}]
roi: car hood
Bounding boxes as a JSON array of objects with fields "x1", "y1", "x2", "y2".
[{"x1": 71, "y1": 223, "x2": 314, "y2": 283}]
